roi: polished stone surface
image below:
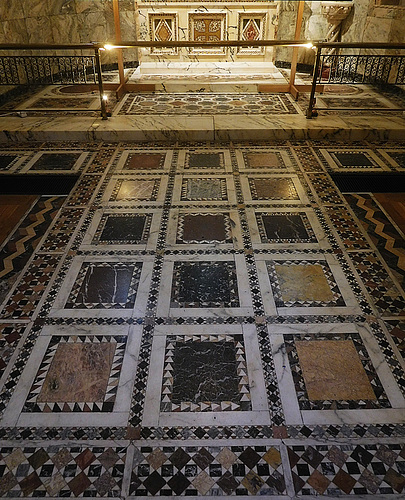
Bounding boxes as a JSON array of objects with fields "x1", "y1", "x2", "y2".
[
  {"x1": 296, "y1": 340, "x2": 377, "y2": 401},
  {"x1": 0, "y1": 140, "x2": 404, "y2": 499}
]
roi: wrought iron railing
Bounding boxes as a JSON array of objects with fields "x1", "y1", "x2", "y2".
[
  {"x1": 307, "y1": 42, "x2": 405, "y2": 118},
  {"x1": 321, "y1": 54, "x2": 405, "y2": 85},
  {"x1": 0, "y1": 55, "x2": 97, "y2": 86},
  {"x1": 0, "y1": 43, "x2": 108, "y2": 119}
]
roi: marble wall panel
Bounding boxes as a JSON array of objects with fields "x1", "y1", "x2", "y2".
[
  {"x1": 77, "y1": 12, "x2": 110, "y2": 43},
  {"x1": 47, "y1": 0, "x2": 76, "y2": 16},
  {"x1": 22, "y1": 0, "x2": 50, "y2": 18},
  {"x1": 0, "y1": 0, "x2": 25, "y2": 21},
  {"x1": 50, "y1": 14, "x2": 81, "y2": 44},
  {"x1": 2, "y1": 19, "x2": 29, "y2": 44},
  {"x1": 25, "y1": 16, "x2": 54, "y2": 44}
]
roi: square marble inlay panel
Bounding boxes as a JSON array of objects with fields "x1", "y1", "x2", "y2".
[
  {"x1": 50, "y1": 255, "x2": 153, "y2": 318},
  {"x1": 172, "y1": 175, "x2": 236, "y2": 204},
  {"x1": 0, "y1": 152, "x2": 28, "y2": 172},
  {"x1": 66, "y1": 262, "x2": 141, "y2": 308},
  {"x1": 81, "y1": 209, "x2": 161, "y2": 250},
  {"x1": 100, "y1": 174, "x2": 168, "y2": 206},
  {"x1": 3, "y1": 324, "x2": 141, "y2": 427},
  {"x1": 256, "y1": 254, "x2": 360, "y2": 316},
  {"x1": 236, "y1": 148, "x2": 296, "y2": 172},
  {"x1": 21, "y1": 151, "x2": 89, "y2": 173},
  {"x1": 317, "y1": 149, "x2": 388, "y2": 172},
  {"x1": 115, "y1": 149, "x2": 172, "y2": 172},
  {"x1": 161, "y1": 334, "x2": 251, "y2": 412},
  {"x1": 157, "y1": 254, "x2": 253, "y2": 317},
  {"x1": 269, "y1": 323, "x2": 405, "y2": 426},
  {"x1": 142, "y1": 324, "x2": 269, "y2": 427},
  {"x1": 166, "y1": 208, "x2": 242, "y2": 249},
  {"x1": 23, "y1": 335, "x2": 125, "y2": 412},
  {"x1": 240, "y1": 174, "x2": 309, "y2": 204},
  {"x1": 178, "y1": 149, "x2": 232, "y2": 173},
  {"x1": 377, "y1": 149, "x2": 405, "y2": 170},
  {"x1": 247, "y1": 207, "x2": 329, "y2": 250},
  {"x1": 295, "y1": 340, "x2": 376, "y2": 401},
  {"x1": 171, "y1": 261, "x2": 239, "y2": 308}
]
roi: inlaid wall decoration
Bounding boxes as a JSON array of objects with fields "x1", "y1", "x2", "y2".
[
  {"x1": 188, "y1": 13, "x2": 226, "y2": 54},
  {"x1": 149, "y1": 13, "x2": 177, "y2": 54},
  {"x1": 238, "y1": 13, "x2": 266, "y2": 54}
]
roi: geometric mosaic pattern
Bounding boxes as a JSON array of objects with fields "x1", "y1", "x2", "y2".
[
  {"x1": 0, "y1": 446, "x2": 126, "y2": 497},
  {"x1": 119, "y1": 93, "x2": 299, "y2": 115},
  {"x1": 349, "y1": 252, "x2": 405, "y2": 316},
  {"x1": 288, "y1": 444, "x2": 405, "y2": 495},
  {"x1": 130, "y1": 445, "x2": 286, "y2": 496},
  {"x1": 23, "y1": 335, "x2": 126, "y2": 413},
  {"x1": 345, "y1": 193, "x2": 405, "y2": 287}
]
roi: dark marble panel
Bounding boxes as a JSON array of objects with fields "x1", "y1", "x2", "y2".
[
  {"x1": 124, "y1": 153, "x2": 165, "y2": 170},
  {"x1": 30, "y1": 153, "x2": 81, "y2": 171},
  {"x1": 76, "y1": 266, "x2": 133, "y2": 304},
  {"x1": 261, "y1": 214, "x2": 309, "y2": 241},
  {"x1": 249, "y1": 178, "x2": 299, "y2": 200},
  {"x1": 388, "y1": 152, "x2": 405, "y2": 168},
  {"x1": 0, "y1": 155, "x2": 17, "y2": 170},
  {"x1": 65, "y1": 262, "x2": 142, "y2": 309},
  {"x1": 181, "y1": 214, "x2": 226, "y2": 242},
  {"x1": 171, "y1": 261, "x2": 239, "y2": 308},
  {"x1": 332, "y1": 152, "x2": 374, "y2": 168},
  {"x1": 187, "y1": 153, "x2": 222, "y2": 169},
  {"x1": 99, "y1": 215, "x2": 147, "y2": 243},
  {"x1": 172, "y1": 342, "x2": 239, "y2": 404}
]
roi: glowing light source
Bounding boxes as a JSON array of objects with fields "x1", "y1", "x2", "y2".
[
  {"x1": 104, "y1": 44, "x2": 114, "y2": 50},
  {"x1": 102, "y1": 94, "x2": 108, "y2": 101}
]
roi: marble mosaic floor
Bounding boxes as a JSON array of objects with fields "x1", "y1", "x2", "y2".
[{"x1": 0, "y1": 140, "x2": 405, "y2": 498}]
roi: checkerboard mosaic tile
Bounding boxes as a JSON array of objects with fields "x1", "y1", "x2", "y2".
[{"x1": 0, "y1": 140, "x2": 404, "y2": 499}]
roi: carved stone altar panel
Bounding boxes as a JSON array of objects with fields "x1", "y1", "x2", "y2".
[
  {"x1": 149, "y1": 13, "x2": 178, "y2": 54},
  {"x1": 188, "y1": 13, "x2": 227, "y2": 54},
  {"x1": 238, "y1": 13, "x2": 267, "y2": 54}
]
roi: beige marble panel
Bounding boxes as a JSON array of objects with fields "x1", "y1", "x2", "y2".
[
  {"x1": 78, "y1": 12, "x2": 109, "y2": 43},
  {"x1": 26, "y1": 16, "x2": 53, "y2": 44},
  {"x1": 275, "y1": 264, "x2": 335, "y2": 303},
  {"x1": 37, "y1": 343, "x2": 116, "y2": 403},
  {"x1": 50, "y1": 14, "x2": 81, "y2": 43},
  {"x1": 22, "y1": 0, "x2": 50, "y2": 18},
  {"x1": 47, "y1": 0, "x2": 76, "y2": 16},
  {"x1": 0, "y1": 0, "x2": 25, "y2": 21},
  {"x1": 3, "y1": 19, "x2": 30, "y2": 44},
  {"x1": 296, "y1": 340, "x2": 377, "y2": 401}
]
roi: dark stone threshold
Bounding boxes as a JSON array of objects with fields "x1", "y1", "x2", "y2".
[
  {"x1": 0, "y1": 174, "x2": 79, "y2": 195},
  {"x1": 331, "y1": 172, "x2": 405, "y2": 193}
]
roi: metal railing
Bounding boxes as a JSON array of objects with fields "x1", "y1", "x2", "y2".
[
  {"x1": 0, "y1": 43, "x2": 108, "y2": 119},
  {"x1": 307, "y1": 42, "x2": 405, "y2": 118}
]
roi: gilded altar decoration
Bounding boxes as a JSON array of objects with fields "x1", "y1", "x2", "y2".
[{"x1": 188, "y1": 13, "x2": 226, "y2": 54}]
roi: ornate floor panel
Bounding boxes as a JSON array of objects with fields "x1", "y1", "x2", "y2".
[{"x1": 0, "y1": 140, "x2": 404, "y2": 498}]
